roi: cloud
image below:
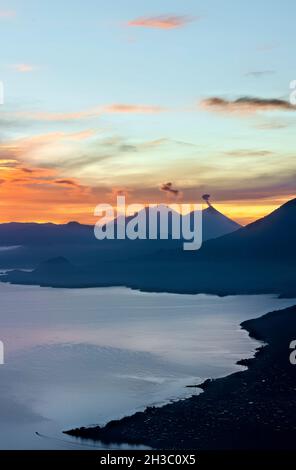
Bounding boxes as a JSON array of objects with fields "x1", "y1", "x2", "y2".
[
  {"x1": 225, "y1": 150, "x2": 274, "y2": 158},
  {"x1": 255, "y1": 121, "x2": 288, "y2": 130},
  {"x1": 160, "y1": 182, "x2": 180, "y2": 197},
  {"x1": 0, "y1": 130, "x2": 97, "y2": 175},
  {"x1": 8, "y1": 130, "x2": 95, "y2": 151},
  {"x1": 0, "y1": 10, "x2": 15, "y2": 18},
  {"x1": 200, "y1": 96, "x2": 296, "y2": 115},
  {"x1": 157, "y1": 173, "x2": 296, "y2": 205},
  {"x1": 0, "y1": 131, "x2": 171, "y2": 179},
  {"x1": 127, "y1": 15, "x2": 194, "y2": 30},
  {"x1": 11, "y1": 103, "x2": 166, "y2": 122},
  {"x1": 54, "y1": 179, "x2": 81, "y2": 188},
  {"x1": 257, "y1": 44, "x2": 278, "y2": 52},
  {"x1": 21, "y1": 167, "x2": 35, "y2": 174},
  {"x1": 245, "y1": 70, "x2": 275, "y2": 78},
  {"x1": 0, "y1": 158, "x2": 18, "y2": 168},
  {"x1": 10, "y1": 64, "x2": 38, "y2": 73},
  {"x1": 0, "y1": 146, "x2": 295, "y2": 225},
  {"x1": 103, "y1": 103, "x2": 165, "y2": 114}
]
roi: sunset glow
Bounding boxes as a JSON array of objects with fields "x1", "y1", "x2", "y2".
[{"x1": 0, "y1": 0, "x2": 295, "y2": 226}]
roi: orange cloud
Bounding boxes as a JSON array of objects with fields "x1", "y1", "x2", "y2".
[
  {"x1": 0, "y1": 155, "x2": 295, "y2": 225},
  {"x1": 2, "y1": 130, "x2": 95, "y2": 158},
  {"x1": 1, "y1": 168, "x2": 294, "y2": 225},
  {"x1": 10, "y1": 64, "x2": 38, "y2": 73},
  {"x1": 0, "y1": 162, "x2": 101, "y2": 223},
  {"x1": 127, "y1": 15, "x2": 194, "y2": 30},
  {"x1": 0, "y1": 158, "x2": 18, "y2": 168},
  {"x1": 103, "y1": 104, "x2": 165, "y2": 114},
  {"x1": 11, "y1": 104, "x2": 166, "y2": 122}
]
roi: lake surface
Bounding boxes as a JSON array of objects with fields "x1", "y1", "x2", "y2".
[{"x1": 0, "y1": 282, "x2": 294, "y2": 449}]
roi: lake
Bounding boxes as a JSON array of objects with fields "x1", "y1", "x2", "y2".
[{"x1": 0, "y1": 282, "x2": 294, "y2": 449}]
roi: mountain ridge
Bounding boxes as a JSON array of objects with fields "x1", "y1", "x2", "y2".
[{"x1": 2, "y1": 197, "x2": 295, "y2": 296}]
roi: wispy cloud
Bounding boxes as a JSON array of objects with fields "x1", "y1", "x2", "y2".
[
  {"x1": 10, "y1": 103, "x2": 167, "y2": 122},
  {"x1": 0, "y1": 130, "x2": 96, "y2": 170},
  {"x1": 257, "y1": 43, "x2": 278, "y2": 52},
  {"x1": 0, "y1": 10, "x2": 15, "y2": 18},
  {"x1": 8, "y1": 130, "x2": 95, "y2": 151},
  {"x1": 103, "y1": 103, "x2": 166, "y2": 114},
  {"x1": 245, "y1": 70, "x2": 275, "y2": 78},
  {"x1": 10, "y1": 64, "x2": 38, "y2": 73},
  {"x1": 255, "y1": 121, "x2": 288, "y2": 130},
  {"x1": 54, "y1": 179, "x2": 81, "y2": 188},
  {"x1": 0, "y1": 158, "x2": 18, "y2": 168},
  {"x1": 127, "y1": 15, "x2": 195, "y2": 30},
  {"x1": 200, "y1": 96, "x2": 296, "y2": 115},
  {"x1": 224, "y1": 149, "x2": 274, "y2": 158}
]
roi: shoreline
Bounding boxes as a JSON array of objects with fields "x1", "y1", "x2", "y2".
[
  {"x1": 65, "y1": 304, "x2": 296, "y2": 450},
  {"x1": 2, "y1": 275, "x2": 295, "y2": 299}
]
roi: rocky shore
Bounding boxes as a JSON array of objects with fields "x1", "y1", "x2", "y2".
[{"x1": 65, "y1": 304, "x2": 296, "y2": 450}]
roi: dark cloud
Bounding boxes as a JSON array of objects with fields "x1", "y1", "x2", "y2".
[
  {"x1": 11, "y1": 178, "x2": 28, "y2": 183},
  {"x1": 160, "y1": 182, "x2": 180, "y2": 197},
  {"x1": 178, "y1": 172, "x2": 296, "y2": 202},
  {"x1": 21, "y1": 167, "x2": 35, "y2": 173},
  {"x1": 201, "y1": 96, "x2": 295, "y2": 114},
  {"x1": 54, "y1": 179, "x2": 81, "y2": 187}
]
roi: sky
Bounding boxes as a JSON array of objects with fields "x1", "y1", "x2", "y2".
[{"x1": 0, "y1": 0, "x2": 295, "y2": 225}]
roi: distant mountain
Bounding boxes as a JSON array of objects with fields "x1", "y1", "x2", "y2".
[
  {"x1": 104, "y1": 197, "x2": 296, "y2": 296},
  {"x1": 109, "y1": 204, "x2": 241, "y2": 242},
  {"x1": 0, "y1": 205, "x2": 240, "y2": 248},
  {"x1": 196, "y1": 197, "x2": 296, "y2": 264},
  {"x1": 201, "y1": 205, "x2": 241, "y2": 240},
  {"x1": 0, "y1": 221, "x2": 95, "y2": 246},
  {"x1": 0, "y1": 205, "x2": 241, "y2": 269},
  {"x1": 33, "y1": 256, "x2": 80, "y2": 277},
  {"x1": 2, "y1": 198, "x2": 296, "y2": 297},
  {"x1": 145, "y1": 197, "x2": 296, "y2": 296}
]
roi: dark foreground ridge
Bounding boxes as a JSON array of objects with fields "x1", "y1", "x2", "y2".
[{"x1": 65, "y1": 305, "x2": 296, "y2": 450}]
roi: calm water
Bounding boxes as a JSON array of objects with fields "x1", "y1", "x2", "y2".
[{"x1": 0, "y1": 282, "x2": 294, "y2": 449}]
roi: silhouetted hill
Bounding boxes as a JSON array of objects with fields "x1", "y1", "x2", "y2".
[
  {"x1": 2, "y1": 198, "x2": 295, "y2": 296},
  {"x1": 195, "y1": 197, "x2": 296, "y2": 264},
  {"x1": 201, "y1": 205, "x2": 241, "y2": 240},
  {"x1": 0, "y1": 205, "x2": 240, "y2": 248},
  {"x1": 109, "y1": 204, "x2": 240, "y2": 241},
  {"x1": 140, "y1": 197, "x2": 296, "y2": 296},
  {"x1": 0, "y1": 221, "x2": 95, "y2": 246},
  {"x1": 3, "y1": 256, "x2": 86, "y2": 287},
  {"x1": 0, "y1": 205, "x2": 241, "y2": 269}
]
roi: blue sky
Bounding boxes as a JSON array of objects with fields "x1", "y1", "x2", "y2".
[{"x1": 0, "y1": 0, "x2": 295, "y2": 223}]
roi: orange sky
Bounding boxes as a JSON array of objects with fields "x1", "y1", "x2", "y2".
[
  {"x1": 1, "y1": 146, "x2": 294, "y2": 226},
  {"x1": 0, "y1": 164, "x2": 292, "y2": 226}
]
